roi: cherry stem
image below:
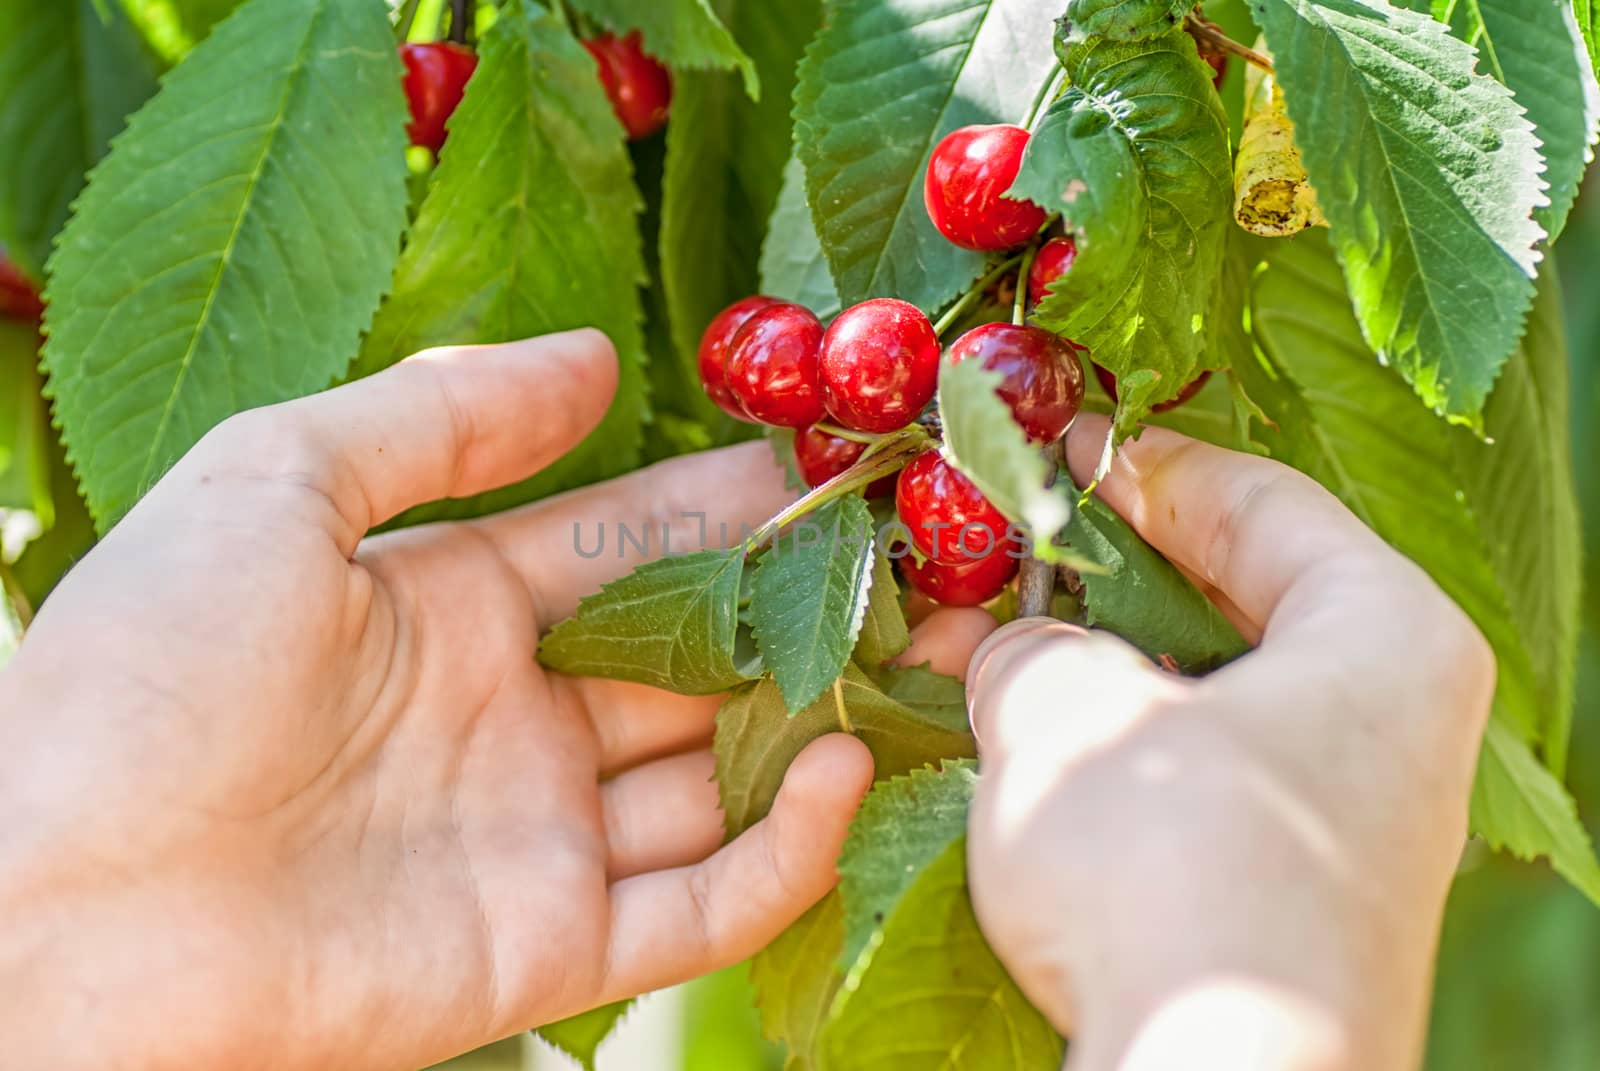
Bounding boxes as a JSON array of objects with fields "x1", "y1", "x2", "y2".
[
  {"x1": 449, "y1": 0, "x2": 470, "y2": 45},
  {"x1": 933, "y1": 255, "x2": 1021, "y2": 338},
  {"x1": 395, "y1": 0, "x2": 424, "y2": 41},
  {"x1": 1017, "y1": 438, "x2": 1067, "y2": 618},
  {"x1": 1013, "y1": 239, "x2": 1040, "y2": 327},
  {"x1": 1022, "y1": 68, "x2": 1067, "y2": 133},
  {"x1": 813, "y1": 422, "x2": 879, "y2": 445},
  {"x1": 1184, "y1": 14, "x2": 1275, "y2": 73},
  {"x1": 744, "y1": 428, "x2": 929, "y2": 554}
]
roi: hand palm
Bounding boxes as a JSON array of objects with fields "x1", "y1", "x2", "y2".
[{"x1": 2, "y1": 334, "x2": 872, "y2": 1071}]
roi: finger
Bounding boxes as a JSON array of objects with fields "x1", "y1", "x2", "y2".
[
  {"x1": 966, "y1": 618, "x2": 1183, "y2": 762},
  {"x1": 1171, "y1": 559, "x2": 1260, "y2": 645},
  {"x1": 472, "y1": 441, "x2": 793, "y2": 625},
  {"x1": 1064, "y1": 414, "x2": 1411, "y2": 637},
  {"x1": 601, "y1": 750, "x2": 725, "y2": 881},
  {"x1": 194, "y1": 330, "x2": 618, "y2": 553},
  {"x1": 893, "y1": 608, "x2": 1001, "y2": 680},
  {"x1": 598, "y1": 733, "x2": 872, "y2": 1002},
  {"x1": 562, "y1": 676, "x2": 719, "y2": 777}
]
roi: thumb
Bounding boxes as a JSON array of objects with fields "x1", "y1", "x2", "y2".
[
  {"x1": 180, "y1": 329, "x2": 619, "y2": 551},
  {"x1": 966, "y1": 618, "x2": 1184, "y2": 767}
]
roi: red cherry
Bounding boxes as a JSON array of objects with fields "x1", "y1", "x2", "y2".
[
  {"x1": 400, "y1": 42, "x2": 478, "y2": 154},
  {"x1": 896, "y1": 450, "x2": 1010, "y2": 564},
  {"x1": 725, "y1": 303, "x2": 826, "y2": 428},
  {"x1": 901, "y1": 545, "x2": 1020, "y2": 607},
  {"x1": 584, "y1": 32, "x2": 672, "y2": 140},
  {"x1": 0, "y1": 255, "x2": 43, "y2": 323},
  {"x1": 698, "y1": 295, "x2": 781, "y2": 420},
  {"x1": 1092, "y1": 362, "x2": 1213, "y2": 413},
  {"x1": 924, "y1": 124, "x2": 1047, "y2": 251},
  {"x1": 1026, "y1": 237, "x2": 1078, "y2": 307},
  {"x1": 947, "y1": 322, "x2": 1086, "y2": 443},
  {"x1": 819, "y1": 298, "x2": 940, "y2": 433},
  {"x1": 794, "y1": 424, "x2": 865, "y2": 486}
]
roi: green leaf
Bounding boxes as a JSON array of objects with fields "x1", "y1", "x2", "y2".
[
  {"x1": 1013, "y1": 28, "x2": 1232, "y2": 432},
  {"x1": 0, "y1": 0, "x2": 158, "y2": 281},
  {"x1": 793, "y1": 0, "x2": 1057, "y2": 311},
  {"x1": 715, "y1": 664, "x2": 973, "y2": 836},
  {"x1": 752, "y1": 496, "x2": 878, "y2": 714},
  {"x1": 1061, "y1": 0, "x2": 1194, "y2": 41},
  {"x1": 750, "y1": 892, "x2": 846, "y2": 1070},
  {"x1": 1471, "y1": 719, "x2": 1600, "y2": 906},
  {"x1": 566, "y1": 0, "x2": 759, "y2": 96},
  {"x1": 874, "y1": 663, "x2": 969, "y2": 725},
  {"x1": 1579, "y1": 0, "x2": 1600, "y2": 78},
  {"x1": 658, "y1": 0, "x2": 821, "y2": 426},
  {"x1": 837, "y1": 760, "x2": 978, "y2": 969},
  {"x1": 852, "y1": 550, "x2": 910, "y2": 671},
  {"x1": 1249, "y1": 0, "x2": 1547, "y2": 424},
  {"x1": 759, "y1": 154, "x2": 841, "y2": 319},
  {"x1": 822, "y1": 838, "x2": 1065, "y2": 1070},
  {"x1": 534, "y1": 1000, "x2": 634, "y2": 1071},
  {"x1": 1064, "y1": 495, "x2": 1249, "y2": 674},
  {"x1": 0, "y1": 319, "x2": 50, "y2": 524},
  {"x1": 1242, "y1": 231, "x2": 1589, "y2": 885},
  {"x1": 1435, "y1": 0, "x2": 1600, "y2": 243},
  {"x1": 937, "y1": 358, "x2": 1073, "y2": 555},
  {"x1": 538, "y1": 548, "x2": 759, "y2": 696},
  {"x1": 356, "y1": 5, "x2": 648, "y2": 522},
  {"x1": 42, "y1": 0, "x2": 408, "y2": 530}
]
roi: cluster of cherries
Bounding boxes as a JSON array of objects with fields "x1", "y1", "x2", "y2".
[
  {"x1": 400, "y1": 29, "x2": 670, "y2": 153},
  {"x1": 699, "y1": 124, "x2": 1100, "y2": 607}
]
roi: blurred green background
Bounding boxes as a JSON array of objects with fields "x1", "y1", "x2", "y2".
[{"x1": 430, "y1": 181, "x2": 1600, "y2": 1071}]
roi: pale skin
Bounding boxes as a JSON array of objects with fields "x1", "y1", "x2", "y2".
[{"x1": 0, "y1": 331, "x2": 1493, "y2": 1071}]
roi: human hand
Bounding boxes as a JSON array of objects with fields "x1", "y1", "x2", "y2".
[
  {"x1": 0, "y1": 331, "x2": 874, "y2": 1071},
  {"x1": 965, "y1": 417, "x2": 1494, "y2": 1071}
]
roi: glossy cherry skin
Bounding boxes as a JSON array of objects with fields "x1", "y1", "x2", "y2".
[
  {"x1": 896, "y1": 450, "x2": 1010, "y2": 564},
  {"x1": 1092, "y1": 362, "x2": 1213, "y2": 414},
  {"x1": 947, "y1": 322, "x2": 1086, "y2": 443},
  {"x1": 698, "y1": 295, "x2": 781, "y2": 420},
  {"x1": 0, "y1": 255, "x2": 43, "y2": 322},
  {"x1": 819, "y1": 298, "x2": 940, "y2": 433},
  {"x1": 924, "y1": 125, "x2": 1048, "y2": 251},
  {"x1": 1026, "y1": 236, "x2": 1078, "y2": 306},
  {"x1": 400, "y1": 42, "x2": 478, "y2": 154},
  {"x1": 725, "y1": 302, "x2": 826, "y2": 427},
  {"x1": 792, "y1": 425, "x2": 898, "y2": 495},
  {"x1": 585, "y1": 32, "x2": 672, "y2": 140},
  {"x1": 901, "y1": 544, "x2": 1021, "y2": 607}
]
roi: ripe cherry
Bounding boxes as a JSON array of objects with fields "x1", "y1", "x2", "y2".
[
  {"x1": 896, "y1": 450, "x2": 1010, "y2": 564},
  {"x1": 947, "y1": 322, "x2": 1086, "y2": 443},
  {"x1": 792, "y1": 425, "x2": 897, "y2": 496},
  {"x1": 924, "y1": 124, "x2": 1047, "y2": 251},
  {"x1": 584, "y1": 32, "x2": 672, "y2": 140},
  {"x1": 901, "y1": 545, "x2": 1020, "y2": 607},
  {"x1": 0, "y1": 255, "x2": 43, "y2": 323},
  {"x1": 400, "y1": 42, "x2": 478, "y2": 154},
  {"x1": 725, "y1": 302, "x2": 826, "y2": 427},
  {"x1": 1092, "y1": 362, "x2": 1213, "y2": 414},
  {"x1": 698, "y1": 295, "x2": 781, "y2": 420},
  {"x1": 819, "y1": 298, "x2": 940, "y2": 433},
  {"x1": 1026, "y1": 236, "x2": 1078, "y2": 307}
]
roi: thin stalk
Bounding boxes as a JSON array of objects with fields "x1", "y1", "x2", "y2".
[
  {"x1": 395, "y1": 0, "x2": 424, "y2": 41},
  {"x1": 449, "y1": 0, "x2": 470, "y2": 44},
  {"x1": 933, "y1": 256, "x2": 1022, "y2": 338},
  {"x1": 1013, "y1": 239, "x2": 1041, "y2": 326},
  {"x1": 1184, "y1": 14, "x2": 1275, "y2": 73},
  {"x1": 1017, "y1": 438, "x2": 1066, "y2": 618},
  {"x1": 1022, "y1": 67, "x2": 1067, "y2": 133},
  {"x1": 745, "y1": 430, "x2": 928, "y2": 553},
  {"x1": 833, "y1": 677, "x2": 854, "y2": 733},
  {"x1": 813, "y1": 422, "x2": 880, "y2": 446}
]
